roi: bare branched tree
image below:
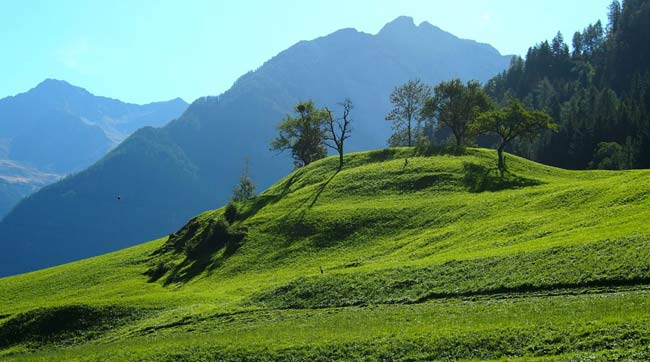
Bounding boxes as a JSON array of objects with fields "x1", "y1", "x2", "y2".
[{"x1": 324, "y1": 99, "x2": 353, "y2": 169}]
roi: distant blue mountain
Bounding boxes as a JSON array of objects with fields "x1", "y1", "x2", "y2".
[
  {"x1": 0, "y1": 160, "x2": 60, "y2": 217},
  {"x1": 0, "y1": 79, "x2": 187, "y2": 173},
  {"x1": 0, "y1": 16, "x2": 511, "y2": 276},
  {"x1": 0, "y1": 80, "x2": 187, "y2": 219}
]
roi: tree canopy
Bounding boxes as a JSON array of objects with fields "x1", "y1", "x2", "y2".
[
  {"x1": 271, "y1": 101, "x2": 327, "y2": 167},
  {"x1": 475, "y1": 99, "x2": 556, "y2": 175},
  {"x1": 422, "y1": 79, "x2": 493, "y2": 146},
  {"x1": 386, "y1": 79, "x2": 431, "y2": 147}
]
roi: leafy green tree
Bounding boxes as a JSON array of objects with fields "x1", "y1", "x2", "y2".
[
  {"x1": 271, "y1": 100, "x2": 327, "y2": 167},
  {"x1": 386, "y1": 79, "x2": 432, "y2": 147},
  {"x1": 422, "y1": 79, "x2": 493, "y2": 147},
  {"x1": 323, "y1": 99, "x2": 353, "y2": 169},
  {"x1": 232, "y1": 159, "x2": 255, "y2": 202},
  {"x1": 589, "y1": 142, "x2": 630, "y2": 170},
  {"x1": 475, "y1": 100, "x2": 556, "y2": 176}
]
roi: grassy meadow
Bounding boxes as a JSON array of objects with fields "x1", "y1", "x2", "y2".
[{"x1": 2, "y1": 147, "x2": 650, "y2": 361}]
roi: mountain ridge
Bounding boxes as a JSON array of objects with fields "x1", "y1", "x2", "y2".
[{"x1": 0, "y1": 80, "x2": 188, "y2": 220}]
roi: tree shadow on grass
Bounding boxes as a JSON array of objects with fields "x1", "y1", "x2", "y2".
[
  {"x1": 146, "y1": 165, "x2": 345, "y2": 285},
  {"x1": 237, "y1": 169, "x2": 304, "y2": 221},
  {"x1": 276, "y1": 167, "x2": 340, "y2": 222},
  {"x1": 462, "y1": 162, "x2": 542, "y2": 193},
  {"x1": 309, "y1": 169, "x2": 339, "y2": 208},
  {"x1": 366, "y1": 148, "x2": 400, "y2": 163},
  {"x1": 415, "y1": 145, "x2": 468, "y2": 157}
]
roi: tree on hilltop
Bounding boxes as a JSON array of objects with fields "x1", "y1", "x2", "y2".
[
  {"x1": 386, "y1": 79, "x2": 431, "y2": 147},
  {"x1": 271, "y1": 100, "x2": 327, "y2": 167},
  {"x1": 422, "y1": 79, "x2": 493, "y2": 147},
  {"x1": 475, "y1": 100, "x2": 556, "y2": 176},
  {"x1": 323, "y1": 98, "x2": 353, "y2": 169}
]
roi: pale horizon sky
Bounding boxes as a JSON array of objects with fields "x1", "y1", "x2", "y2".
[{"x1": 2, "y1": 0, "x2": 613, "y2": 104}]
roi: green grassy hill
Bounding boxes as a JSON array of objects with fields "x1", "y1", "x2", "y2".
[{"x1": 2, "y1": 148, "x2": 650, "y2": 361}]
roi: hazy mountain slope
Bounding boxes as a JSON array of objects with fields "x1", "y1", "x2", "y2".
[
  {"x1": 0, "y1": 79, "x2": 188, "y2": 173},
  {"x1": 0, "y1": 80, "x2": 188, "y2": 220},
  {"x1": 0, "y1": 160, "x2": 59, "y2": 217},
  {"x1": 0, "y1": 16, "x2": 512, "y2": 276},
  {"x1": 1, "y1": 149, "x2": 650, "y2": 360}
]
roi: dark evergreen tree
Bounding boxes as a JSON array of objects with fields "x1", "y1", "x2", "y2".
[
  {"x1": 232, "y1": 159, "x2": 256, "y2": 202},
  {"x1": 484, "y1": 0, "x2": 650, "y2": 170}
]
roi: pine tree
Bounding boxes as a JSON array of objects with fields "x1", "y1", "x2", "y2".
[{"x1": 232, "y1": 159, "x2": 256, "y2": 202}]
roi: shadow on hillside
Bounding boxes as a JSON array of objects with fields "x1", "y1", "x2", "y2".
[
  {"x1": 415, "y1": 145, "x2": 468, "y2": 157},
  {"x1": 276, "y1": 168, "x2": 341, "y2": 222},
  {"x1": 366, "y1": 148, "x2": 400, "y2": 163},
  {"x1": 309, "y1": 170, "x2": 339, "y2": 208},
  {"x1": 0, "y1": 305, "x2": 139, "y2": 349},
  {"x1": 237, "y1": 169, "x2": 304, "y2": 220},
  {"x1": 146, "y1": 166, "x2": 344, "y2": 284},
  {"x1": 145, "y1": 217, "x2": 246, "y2": 285},
  {"x1": 462, "y1": 163, "x2": 541, "y2": 193}
]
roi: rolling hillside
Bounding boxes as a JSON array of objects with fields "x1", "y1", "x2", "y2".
[
  {"x1": 0, "y1": 16, "x2": 513, "y2": 276},
  {"x1": 1, "y1": 148, "x2": 650, "y2": 361}
]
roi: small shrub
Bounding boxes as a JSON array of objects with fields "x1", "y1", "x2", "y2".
[
  {"x1": 367, "y1": 148, "x2": 397, "y2": 162},
  {"x1": 185, "y1": 218, "x2": 231, "y2": 257},
  {"x1": 224, "y1": 202, "x2": 238, "y2": 224}
]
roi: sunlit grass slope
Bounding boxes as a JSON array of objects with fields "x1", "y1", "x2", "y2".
[{"x1": 2, "y1": 147, "x2": 650, "y2": 361}]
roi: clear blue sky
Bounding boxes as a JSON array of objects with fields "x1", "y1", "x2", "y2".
[{"x1": 1, "y1": 0, "x2": 613, "y2": 104}]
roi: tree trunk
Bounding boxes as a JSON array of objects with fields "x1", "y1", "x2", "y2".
[
  {"x1": 497, "y1": 145, "x2": 505, "y2": 177},
  {"x1": 407, "y1": 120, "x2": 412, "y2": 147},
  {"x1": 338, "y1": 149, "x2": 344, "y2": 170}
]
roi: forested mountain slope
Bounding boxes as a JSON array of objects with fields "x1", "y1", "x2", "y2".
[{"x1": 486, "y1": 0, "x2": 650, "y2": 170}]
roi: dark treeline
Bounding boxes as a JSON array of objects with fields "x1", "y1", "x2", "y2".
[{"x1": 486, "y1": 0, "x2": 650, "y2": 170}]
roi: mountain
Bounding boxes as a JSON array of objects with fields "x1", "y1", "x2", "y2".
[
  {"x1": 1, "y1": 149, "x2": 650, "y2": 360},
  {"x1": 0, "y1": 80, "x2": 188, "y2": 219},
  {"x1": 0, "y1": 16, "x2": 512, "y2": 276},
  {"x1": 0, "y1": 79, "x2": 188, "y2": 173},
  {"x1": 0, "y1": 160, "x2": 59, "y2": 217}
]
